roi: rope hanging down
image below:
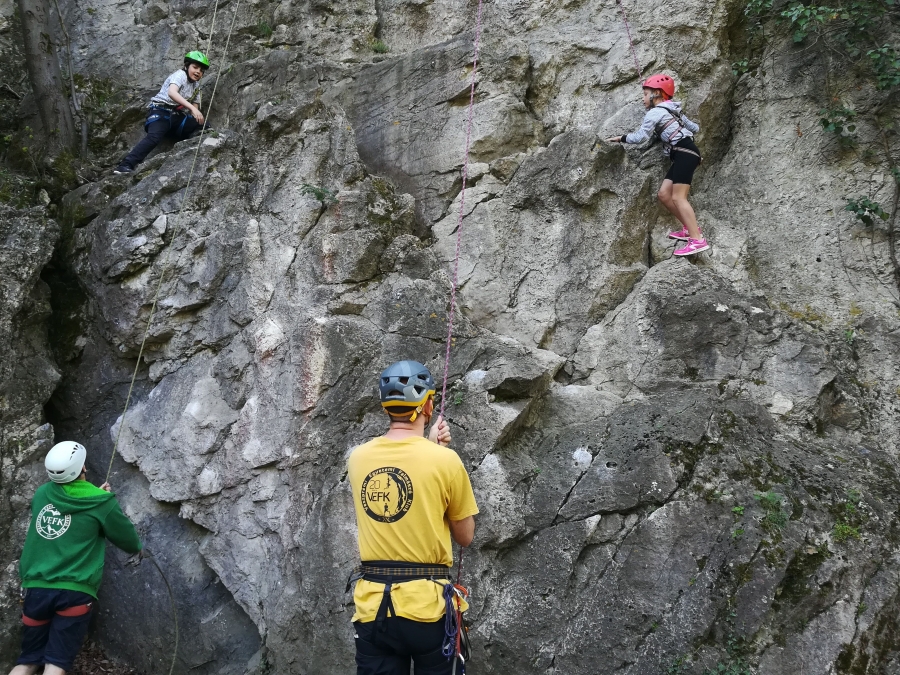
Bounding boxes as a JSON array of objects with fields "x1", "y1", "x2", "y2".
[
  {"x1": 106, "y1": 0, "x2": 243, "y2": 485},
  {"x1": 615, "y1": 0, "x2": 643, "y2": 80},
  {"x1": 434, "y1": 2, "x2": 484, "y2": 672},
  {"x1": 438, "y1": 0, "x2": 485, "y2": 423}
]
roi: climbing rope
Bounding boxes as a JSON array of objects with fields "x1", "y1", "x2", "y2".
[
  {"x1": 616, "y1": 0, "x2": 643, "y2": 80},
  {"x1": 438, "y1": 0, "x2": 485, "y2": 422},
  {"x1": 106, "y1": 0, "x2": 243, "y2": 484},
  {"x1": 431, "y1": 2, "x2": 484, "y2": 672},
  {"x1": 101, "y1": 3, "x2": 242, "y2": 675}
]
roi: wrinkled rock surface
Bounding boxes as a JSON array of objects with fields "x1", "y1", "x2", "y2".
[{"x1": 0, "y1": 0, "x2": 899, "y2": 673}]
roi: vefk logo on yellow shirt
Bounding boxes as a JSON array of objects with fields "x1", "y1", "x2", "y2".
[{"x1": 361, "y1": 467, "x2": 414, "y2": 523}]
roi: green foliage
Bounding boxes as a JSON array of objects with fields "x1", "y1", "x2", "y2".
[
  {"x1": 834, "y1": 522, "x2": 861, "y2": 542},
  {"x1": 732, "y1": 505, "x2": 745, "y2": 516},
  {"x1": 371, "y1": 39, "x2": 389, "y2": 54},
  {"x1": 743, "y1": 0, "x2": 900, "y2": 88},
  {"x1": 300, "y1": 183, "x2": 337, "y2": 205},
  {"x1": 755, "y1": 491, "x2": 788, "y2": 534},
  {"x1": 819, "y1": 105, "x2": 857, "y2": 146},
  {"x1": 732, "y1": 527, "x2": 745, "y2": 539},
  {"x1": 744, "y1": 0, "x2": 774, "y2": 17},
  {"x1": 256, "y1": 20, "x2": 273, "y2": 39},
  {"x1": 844, "y1": 328, "x2": 856, "y2": 344},
  {"x1": 845, "y1": 197, "x2": 889, "y2": 226},
  {"x1": 867, "y1": 45, "x2": 900, "y2": 89},
  {"x1": 452, "y1": 392, "x2": 464, "y2": 406},
  {"x1": 666, "y1": 655, "x2": 690, "y2": 675}
]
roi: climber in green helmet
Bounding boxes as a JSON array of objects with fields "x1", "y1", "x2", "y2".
[{"x1": 114, "y1": 51, "x2": 212, "y2": 174}]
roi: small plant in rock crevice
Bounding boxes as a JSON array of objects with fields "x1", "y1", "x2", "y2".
[
  {"x1": 300, "y1": 183, "x2": 337, "y2": 206},
  {"x1": 819, "y1": 105, "x2": 858, "y2": 147},
  {"x1": 755, "y1": 491, "x2": 788, "y2": 535},
  {"x1": 845, "y1": 197, "x2": 889, "y2": 227},
  {"x1": 371, "y1": 39, "x2": 389, "y2": 54}
]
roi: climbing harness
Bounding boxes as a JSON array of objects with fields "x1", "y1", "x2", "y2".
[
  {"x1": 652, "y1": 106, "x2": 702, "y2": 162},
  {"x1": 345, "y1": 561, "x2": 470, "y2": 672},
  {"x1": 616, "y1": 0, "x2": 643, "y2": 80},
  {"x1": 22, "y1": 602, "x2": 93, "y2": 626}
]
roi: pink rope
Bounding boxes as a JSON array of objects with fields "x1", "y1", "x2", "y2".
[
  {"x1": 616, "y1": 0, "x2": 643, "y2": 81},
  {"x1": 438, "y1": 0, "x2": 485, "y2": 421}
]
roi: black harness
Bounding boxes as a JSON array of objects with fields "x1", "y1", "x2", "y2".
[
  {"x1": 653, "y1": 105, "x2": 702, "y2": 162},
  {"x1": 346, "y1": 560, "x2": 470, "y2": 671},
  {"x1": 346, "y1": 560, "x2": 452, "y2": 631}
]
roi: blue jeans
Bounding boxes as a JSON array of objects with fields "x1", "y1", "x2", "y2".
[{"x1": 119, "y1": 108, "x2": 208, "y2": 170}]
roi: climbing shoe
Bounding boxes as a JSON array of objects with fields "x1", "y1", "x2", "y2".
[
  {"x1": 674, "y1": 238, "x2": 710, "y2": 256},
  {"x1": 113, "y1": 165, "x2": 133, "y2": 174},
  {"x1": 667, "y1": 227, "x2": 691, "y2": 240}
]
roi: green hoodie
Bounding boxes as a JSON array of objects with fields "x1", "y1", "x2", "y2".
[{"x1": 20, "y1": 480, "x2": 143, "y2": 598}]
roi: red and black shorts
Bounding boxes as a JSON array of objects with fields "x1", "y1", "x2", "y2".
[{"x1": 17, "y1": 588, "x2": 95, "y2": 671}]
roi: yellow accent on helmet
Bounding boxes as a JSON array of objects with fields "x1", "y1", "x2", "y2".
[{"x1": 381, "y1": 389, "x2": 436, "y2": 422}]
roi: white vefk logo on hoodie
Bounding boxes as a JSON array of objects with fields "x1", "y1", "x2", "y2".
[{"x1": 36, "y1": 504, "x2": 71, "y2": 540}]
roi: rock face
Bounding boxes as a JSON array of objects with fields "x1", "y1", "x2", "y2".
[
  {"x1": 0, "y1": 206, "x2": 59, "y2": 659},
  {"x1": 0, "y1": 0, "x2": 899, "y2": 673}
]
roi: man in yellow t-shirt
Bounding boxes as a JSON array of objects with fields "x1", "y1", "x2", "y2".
[{"x1": 348, "y1": 360, "x2": 479, "y2": 675}]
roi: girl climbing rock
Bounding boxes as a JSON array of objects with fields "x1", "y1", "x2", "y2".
[
  {"x1": 114, "y1": 51, "x2": 211, "y2": 174},
  {"x1": 606, "y1": 74, "x2": 708, "y2": 256}
]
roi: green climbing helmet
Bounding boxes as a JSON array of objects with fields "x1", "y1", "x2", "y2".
[{"x1": 184, "y1": 51, "x2": 210, "y2": 69}]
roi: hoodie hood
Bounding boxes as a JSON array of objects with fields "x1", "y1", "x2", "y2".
[
  {"x1": 658, "y1": 100, "x2": 684, "y2": 113},
  {"x1": 45, "y1": 480, "x2": 115, "y2": 515}
]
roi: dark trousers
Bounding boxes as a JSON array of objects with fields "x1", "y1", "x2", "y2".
[
  {"x1": 355, "y1": 617, "x2": 458, "y2": 675},
  {"x1": 120, "y1": 112, "x2": 208, "y2": 170},
  {"x1": 17, "y1": 588, "x2": 95, "y2": 671}
]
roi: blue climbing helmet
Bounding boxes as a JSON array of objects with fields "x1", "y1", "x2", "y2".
[{"x1": 379, "y1": 360, "x2": 436, "y2": 422}]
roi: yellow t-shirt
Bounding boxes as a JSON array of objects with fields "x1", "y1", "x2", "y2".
[{"x1": 348, "y1": 435, "x2": 479, "y2": 623}]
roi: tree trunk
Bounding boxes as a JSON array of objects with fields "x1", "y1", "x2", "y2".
[{"x1": 15, "y1": 0, "x2": 77, "y2": 154}]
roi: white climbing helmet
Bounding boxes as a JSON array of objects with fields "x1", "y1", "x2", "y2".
[{"x1": 45, "y1": 441, "x2": 87, "y2": 484}]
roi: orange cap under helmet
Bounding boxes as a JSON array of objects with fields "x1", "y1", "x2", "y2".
[{"x1": 643, "y1": 74, "x2": 675, "y2": 100}]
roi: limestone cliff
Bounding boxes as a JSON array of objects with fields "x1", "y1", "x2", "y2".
[{"x1": 1, "y1": 0, "x2": 899, "y2": 673}]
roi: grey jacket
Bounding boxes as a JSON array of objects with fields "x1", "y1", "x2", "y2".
[{"x1": 624, "y1": 101, "x2": 699, "y2": 155}]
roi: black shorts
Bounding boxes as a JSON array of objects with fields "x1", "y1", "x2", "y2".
[
  {"x1": 664, "y1": 138, "x2": 702, "y2": 185},
  {"x1": 355, "y1": 617, "x2": 459, "y2": 675},
  {"x1": 17, "y1": 588, "x2": 95, "y2": 671}
]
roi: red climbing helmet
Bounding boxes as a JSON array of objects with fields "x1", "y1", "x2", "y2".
[{"x1": 643, "y1": 73, "x2": 675, "y2": 100}]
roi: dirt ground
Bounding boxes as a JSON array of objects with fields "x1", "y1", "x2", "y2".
[{"x1": 70, "y1": 641, "x2": 140, "y2": 675}]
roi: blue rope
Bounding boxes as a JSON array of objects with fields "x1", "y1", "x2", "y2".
[{"x1": 442, "y1": 582, "x2": 460, "y2": 659}]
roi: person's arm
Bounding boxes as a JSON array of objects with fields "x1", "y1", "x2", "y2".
[
  {"x1": 167, "y1": 83, "x2": 204, "y2": 124},
  {"x1": 605, "y1": 110, "x2": 659, "y2": 144},
  {"x1": 449, "y1": 515, "x2": 475, "y2": 547},
  {"x1": 101, "y1": 500, "x2": 143, "y2": 554},
  {"x1": 682, "y1": 114, "x2": 700, "y2": 133}
]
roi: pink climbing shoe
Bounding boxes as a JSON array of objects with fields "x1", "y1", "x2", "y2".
[
  {"x1": 673, "y1": 238, "x2": 710, "y2": 256},
  {"x1": 667, "y1": 227, "x2": 691, "y2": 240}
]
